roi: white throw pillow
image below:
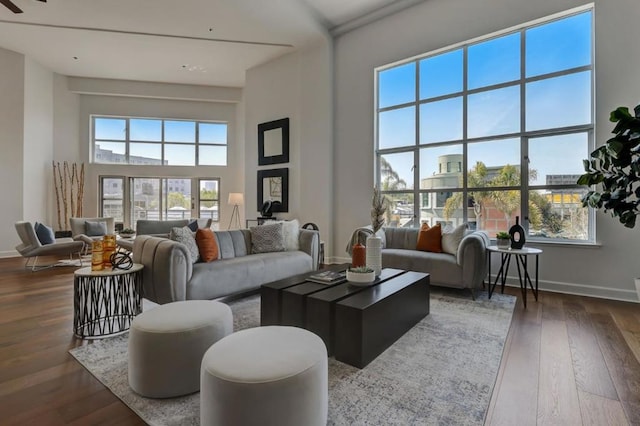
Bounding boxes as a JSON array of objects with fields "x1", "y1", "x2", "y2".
[
  {"x1": 441, "y1": 223, "x2": 468, "y2": 256},
  {"x1": 276, "y1": 219, "x2": 300, "y2": 251}
]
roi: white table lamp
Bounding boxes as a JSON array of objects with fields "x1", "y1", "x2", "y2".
[{"x1": 228, "y1": 193, "x2": 244, "y2": 229}]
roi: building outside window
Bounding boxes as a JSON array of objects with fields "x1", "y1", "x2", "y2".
[
  {"x1": 99, "y1": 177, "x2": 220, "y2": 229},
  {"x1": 375, "y1": 6, "x2": 594, "y2": 242},
  {"x1": 92, "y1": 116, "x2": 228, "y2": 166}
]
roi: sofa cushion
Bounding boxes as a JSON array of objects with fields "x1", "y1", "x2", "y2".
[
  {"x1": 85, "y1": 221, "x2": 107, "y2": 237},
  {"x1": 187, "y1": 220, "x2": 199, "y2": 232},
  {"x1": 196, "y1": 228, "x2": 219, "y2": 262},
  {"x1": 170, "y1": 226, "x2": 199, "y2": 263},
  {"x1": 250, "y1": 223, "x2": 285, "y2": 254},
  {"x1": 416, "y1": 223, "x2": 442, "y2": 253},
  {"x1": 382, "y1": 249, "x2": 463, "y2": 288},
  {"x1": 442, "y1": 223, "x2": 467, "y2": 256},
  {"x1": 34, "y1": 222, "x2": 55, "y2": 245}
]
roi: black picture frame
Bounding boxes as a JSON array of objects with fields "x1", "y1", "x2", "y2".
[
  {"x1": 257, "y1": 168, "x2": 288, "y2": 213},
  {"x1": 258, "y1": 118, "x2": 289, "y2": 166}
]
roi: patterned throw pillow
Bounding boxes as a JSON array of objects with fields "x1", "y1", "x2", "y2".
[
  {"x1": 441, "y1": 223, "x2": 468, "y2": 256},
  {"x1": 196, "y1": 228, "x2": 219, "y2": 262},
  {"x1": 170, "y1": 226, "x2": 200, "y2": 263},
  {"x1": 250, "y1": 222, "x2": 285, "y2": 254},
  {"x1": 416, "y1": 223, "x2": 442, "y2": 253}
]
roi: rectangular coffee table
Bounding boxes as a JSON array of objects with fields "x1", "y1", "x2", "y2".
[{"x1": 260, "y1": 265, "x2": 430, "y2": 368}]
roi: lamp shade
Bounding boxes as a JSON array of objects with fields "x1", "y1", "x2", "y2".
[{"x1": 228, "y1": 193, "x2": 244, "y2": 205}]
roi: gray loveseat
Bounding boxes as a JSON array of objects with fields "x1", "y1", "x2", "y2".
[
  {"x1": 132, "y1": 228, "x2": 320, "y2": 304},
  {"x1": 381, "y1": 227, "x2": 489, "y2": 296}
]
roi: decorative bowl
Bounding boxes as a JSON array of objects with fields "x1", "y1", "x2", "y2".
[
  {"x1": 346, "y1": 270, "x2": 376, "y2": 286},
  {"x1": 119, "y1": 232, "x2": 136, "y2": 239}
]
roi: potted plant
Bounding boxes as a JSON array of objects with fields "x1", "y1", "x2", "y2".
[
  {"x1": 346, "y1": 266, "x2": 376, "y2": 286},
  {"x1": 119, "y1": 228, "x2": 136, "y2": 238},
  {"x1": 578, "y1": 104, "x2": 640, "y2": 228},
  {"x1": 496, "y1": 232, "x2": 511, "y2": 249}
]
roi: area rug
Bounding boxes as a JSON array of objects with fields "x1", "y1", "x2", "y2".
[{"x1": 69, "y1": 290, "x2": 515, "y2": 425}]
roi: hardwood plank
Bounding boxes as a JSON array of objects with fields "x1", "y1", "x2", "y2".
[
  {"x1": 577, "y1": 390, "x2": 629, "y2": 426},
  {"x1": 621, "y1": 330, "x2": 640, "y2": 364},
  {"x1": 591, "y1": 312, "x2": 640, "y2": 424},
  {"x1": 563, "y1": 300, "x2": 619, "y2": 400},
  {"x1": 537, "y1": 318, "x2": 582, "y2": 425},
  {"x1": 487, "y1": 302, "x2": 542, "y2": 426}
]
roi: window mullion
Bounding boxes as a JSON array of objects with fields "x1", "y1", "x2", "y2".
[
  {"x1": 414, "y1": 59, "x2": 420, "y2": 225},
  {"x1": 520, "y1": 29, "x2": 529, "y2": 232},
  {"x1": 462, "y1": 46, "x2": 469, "y2": 225}
]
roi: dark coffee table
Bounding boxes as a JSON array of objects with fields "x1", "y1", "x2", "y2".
[{"x1": 260, "y1": 265, "x2": 430, "y2": 368}]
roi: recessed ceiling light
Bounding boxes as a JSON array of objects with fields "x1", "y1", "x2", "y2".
[
  {"x1": 73, "y1": 56, "x2": 78, "y2": 60},
  {"x1": 181, "y1": 64, "x2": 208, "y2": 73}
]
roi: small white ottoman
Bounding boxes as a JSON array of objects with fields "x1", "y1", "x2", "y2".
[
  {"x1": 201, "y1": 326, "x2": 328, "y2": 426},
  {"x1": 128, "y1": 300, "x2": 232, "y2": 398}
]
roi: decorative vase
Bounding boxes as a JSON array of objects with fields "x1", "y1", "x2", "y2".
[
  {"x1": 102, "y1": 235, "x2": 116, "y2": 268},
  {"x1": 509, "y1": 216, "x2": 526, "y2": 249},
  {"x1": 91, "y1": 240, "x2": 104, "y2": 271},
  {"x1": 365, "y1": 235, "x2": 382, "y2": 276},
  {"x1": 352, "y1": 242, "x2": 366, "y2": 267}
]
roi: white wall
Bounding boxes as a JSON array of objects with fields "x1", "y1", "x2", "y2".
[
  {"x1": 333, "y1": 0, "x2": 640, "y2": 301},
  {"x1": 23, "y1": 57, "x2": 54, "y2": 225},
  {"x1": 0, "y1": 47, "x2": 25, "y2": 256},
  {"x1": 244, "y1": 40, "x2": 334, "y2": 255}
]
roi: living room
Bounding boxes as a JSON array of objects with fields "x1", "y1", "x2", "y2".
[{"x1": 1, "y1": 0, "x2": 639, "y2": 424}]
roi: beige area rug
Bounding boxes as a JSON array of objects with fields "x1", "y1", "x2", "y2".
[{"x1": 69, "y1": 289, "x2": 516, "y2": 425}]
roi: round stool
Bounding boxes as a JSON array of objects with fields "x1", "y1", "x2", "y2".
[
  {"x1": 128, "y1": 300, "x2": 232, "y2": 398},
  {"x1": 201, "y1": 326, "x2": 328, "y2": 426}
]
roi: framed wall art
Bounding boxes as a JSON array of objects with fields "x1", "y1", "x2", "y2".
[{"x1": 258, "y1": 118, "x2": 289, "y2": 166}]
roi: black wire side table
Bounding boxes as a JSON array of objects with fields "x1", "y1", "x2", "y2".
[
  {"x1": 487, "y1": 246, "x2": 542, "y2": 308},
  {"x1": 73, "y1": 264, "x2": 143, "y2": 338}
]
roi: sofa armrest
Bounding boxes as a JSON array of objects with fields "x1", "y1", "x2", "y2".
[
  {"x1": 132, "y1": 236, "x2": 193, "y2": 304},
  {"x1": 457, "y1": 231, "x2": 489, "y2": 290},
  {"x1": 298, "y1": 228, "x2": 320, "y2": 270}
]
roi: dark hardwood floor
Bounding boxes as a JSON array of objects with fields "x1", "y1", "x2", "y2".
[{"x1": 1, "y1": 256, "x2": 639, "y2": 425}]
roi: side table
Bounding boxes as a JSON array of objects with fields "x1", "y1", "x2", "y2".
[
  {"x1": 487, "y1": 246, "x2": 542, "y2": 308},
  {"x1": 73, "y1": 263, "x2": 143, "y2": 338}
]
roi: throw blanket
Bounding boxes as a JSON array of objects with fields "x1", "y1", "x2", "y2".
[{"x1": 345, "y1": 227, "x2": 375, "y2": 255}]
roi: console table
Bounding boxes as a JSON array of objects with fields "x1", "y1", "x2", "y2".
[
  {"x1": 73, "y1": 264, "x2": 143, "y2": 338},
  {"x1": 246, "y1": 217, "x2": 278, "y2": 228},
  {"x1": 487, "y1": 246, "x2": 541, "y2": 308}
]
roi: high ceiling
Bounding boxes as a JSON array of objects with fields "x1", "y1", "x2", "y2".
[{"x1": 0, "y1": 0, "x2": 413, "y2": 87}]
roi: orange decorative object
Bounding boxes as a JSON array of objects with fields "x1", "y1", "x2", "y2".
[
  {"x1": 102, "y1": 235, "x2": 116, "y2": 268},
  {"x1": 352, "y1": 242, "x2": 366, "y2": 267},
  {"x1": 91, "y1": 240, "x2": 104, "y2": 271}
]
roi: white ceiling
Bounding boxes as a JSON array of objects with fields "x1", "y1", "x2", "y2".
[{"x1": 0, "y1": 0, "x2": 403, "y2": 87}]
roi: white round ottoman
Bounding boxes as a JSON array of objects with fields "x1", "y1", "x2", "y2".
[
  {"x1": 128, "y1": 300, "x2": 232, "y2": 398},
  {"x1": 200, "y1": 326, "x2": 328, "y2": 426}
]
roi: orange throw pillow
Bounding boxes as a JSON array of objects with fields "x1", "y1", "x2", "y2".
[
  {"x1": 196, "y1": 228, "x2": 219, "y2": 262},
  {"x1": 416, "y1": 223, "x2": 442, "y2": 253}
]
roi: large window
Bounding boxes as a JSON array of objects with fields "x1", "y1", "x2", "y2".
[
  {"x1": 375, "y1": 7, "x2": 594, "y2": 242},
  {"x1": 92, "y1": 116, "x2": 228, "y2": 166},
  {"x1": 99, "y1": 177, "x2": 220, "y2": 229}
]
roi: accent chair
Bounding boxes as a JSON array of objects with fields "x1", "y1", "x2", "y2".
[{"x1": 14, "y1": 221, "x2": 85, "y2": 271}]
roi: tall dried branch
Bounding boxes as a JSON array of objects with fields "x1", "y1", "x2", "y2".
[
  {"x1": 76, "y1": 163, "x2": 85, "y2": 217},
  {"x1": 52, "y1": 161, "x2": 62, "y2": 230},
  {"x1": 62, "y1": 162, "x2": 70, "y2": 230},
  {"x1": 370, "y1": 187, "x2": 388, "y2": 233},
  {"x1": 69, "y1": 162, "x2": 77, "y2": 221}
]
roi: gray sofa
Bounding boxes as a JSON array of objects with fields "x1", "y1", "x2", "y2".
[
  {"x1": 132, "y1": 228, "x2": 320, "y2": 304},
  {"x1": 380, "y1": 227, "x2": 489, "y2": 296}
]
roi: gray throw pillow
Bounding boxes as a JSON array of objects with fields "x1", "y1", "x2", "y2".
[
  {"x1": 250, "y1": 222, "x2": 285, "y2": 254},
  {"x1": 170, "y1": 226, "x2": 200, "y2": 263},
  {"x1": 85, "y1": 221, "x2": 107, "y2": 237}
]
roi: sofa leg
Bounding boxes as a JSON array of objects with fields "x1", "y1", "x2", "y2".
[{"x1": 470, "y1": 287, "x2": 476, "y2": 301}]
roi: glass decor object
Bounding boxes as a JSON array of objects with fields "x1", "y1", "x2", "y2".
[
  {"x1": 509, "y1": 216, "x2": 526, "y2": 249},
  {"x1": 91, "y1": 240, "x2": 104, "y2": 271},
  {"x1": 102, "y1": 235, "x2": 116, "y2": 269}
]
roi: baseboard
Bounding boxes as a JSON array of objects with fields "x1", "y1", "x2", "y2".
[
  {"x1": 491, "y1": 274, "x2": 640, "y2": 303},
  {"x1": 329, "y1": 256, "x2": 639, "y2": 303},
  {"x1": 0, "y1": 250, "x2": 19, "y2": 259}
]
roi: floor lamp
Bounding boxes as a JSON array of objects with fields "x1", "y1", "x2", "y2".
[{"x1": 227, "y1": 193, "x2": 243, "y2": 229}]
